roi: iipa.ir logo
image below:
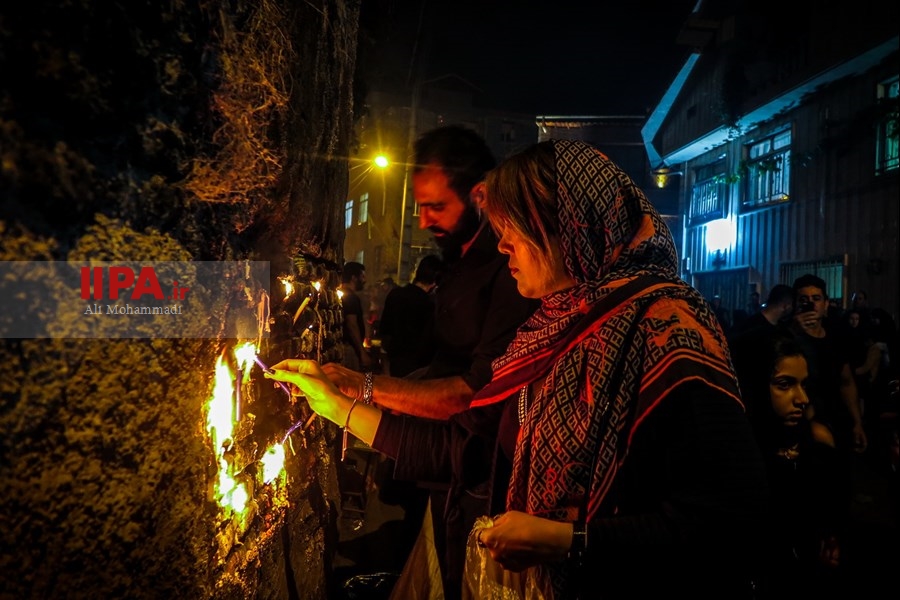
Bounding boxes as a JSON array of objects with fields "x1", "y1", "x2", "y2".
[{"x1": 80, "y1": 266, "x2": 190, "y2": 301}]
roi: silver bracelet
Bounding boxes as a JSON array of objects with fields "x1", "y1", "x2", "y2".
[
  {"x1": 341, "y1": 397, "x2": 360, "y2": 462},
  {"x1": 362, "y1": 370, "x2": 374, "y2": 405}
]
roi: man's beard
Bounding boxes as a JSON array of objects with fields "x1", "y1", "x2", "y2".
[{"x1": 430, "y1": 203, "x2": 481, "y2": 262}]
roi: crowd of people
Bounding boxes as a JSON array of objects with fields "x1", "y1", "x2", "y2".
[
  {"x1": 728, "y1": 276, "x2": 900, "y2": 598},
  {"x1": 271, "y1": 126, "x2": 897, "y2": 599},
  {"x1": 729, "y1": 280, "x2": 899, "y2": 463}
]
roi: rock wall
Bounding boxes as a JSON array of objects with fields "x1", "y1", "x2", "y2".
[{"x1": 0, "y1": 1, "x2": 360, "y2": 598}]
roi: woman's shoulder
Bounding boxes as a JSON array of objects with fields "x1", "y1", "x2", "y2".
[{"x1": 810, "y1": 420, "x2": 836, "y2": 448}]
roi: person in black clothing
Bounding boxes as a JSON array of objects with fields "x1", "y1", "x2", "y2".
[
  {"x1": 789, "y1": 274, "x2": 867, "y2": 454},
  {"x1": 320, "y1": 126, "x2": 537, "y2": 599},
  {"x1": 869, "y1": 307, "x2": 899, "y2": 386},
  {"x1": 734, "y1": 290, "x2": 764, "y2": 332},
  {"x1": 710, "y1": 293, "x2": 732, "y2": 334},
  {"x1": 730, "y1": 284, "x2": 796, "y2": 407},
  {"x1": 322, "y1": 126, "x2": 537, "y2": 418},
  {"x1": 339, "y1": 261, "x2": 373, "y2": 372},
  {"x1": 845, "y1": 309, "x2": 880, "y2": 409},
  {"x1": 731, "y1": 284, "x2": 795, "y2": 339},
  {"x1": 367, "y1": 276, "x2": 397, "y2": 344},
  {"x1": 862, "y1": 308, "x2": 900, "y2": 462},
  {"x1": 849, "y1": 289, "x2": 872, "y2": 330},
  {"x1": 747, "y1": 290, "x2": 762, "y2": 315},
  {"x1": 379, "y1": 254, "x2": 443, "y2": 377}
]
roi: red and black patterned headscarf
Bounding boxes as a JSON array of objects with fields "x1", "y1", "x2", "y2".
[{"x1": 471, "y1": 140, "x2": 741, "y2": 524}]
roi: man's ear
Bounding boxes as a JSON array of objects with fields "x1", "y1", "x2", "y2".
[{"x1": 470, "y1": 182, "x2": 487, "y2": 210}]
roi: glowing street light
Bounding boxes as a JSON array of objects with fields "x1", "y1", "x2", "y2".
[
  {"x1": 651, "y1": 164, "x2": 683, "y2": 189},
  {"x1": 373, "y1": 154, "x2": 390, "y2": 169}
]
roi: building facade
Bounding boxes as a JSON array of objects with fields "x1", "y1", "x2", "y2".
[{"x1": 643, "y1": 0, "x2": 899, "y2": 325}]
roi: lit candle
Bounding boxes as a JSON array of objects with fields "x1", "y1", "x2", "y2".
[
  {"x1": 292, "y1": 295, "x2": 311, "y2": 325},
  {"x1": 280, "y1": 413, "x2": 317, "y2": 445},
  {"x1": 235, "y1": 367, "x2": 242, "y2": 421}
]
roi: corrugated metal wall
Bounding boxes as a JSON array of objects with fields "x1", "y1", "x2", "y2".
[{"x1": 681, "y1": 62, "x2": 899, "y2": 322}]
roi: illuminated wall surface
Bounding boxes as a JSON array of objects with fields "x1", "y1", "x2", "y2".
[{"x1": 0, "y1": 1, "x2": 359, "y2": 598}]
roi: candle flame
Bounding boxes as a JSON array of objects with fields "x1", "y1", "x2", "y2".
[
  {"x1": 280, "y1": 277, "x2": 294, "y2": 298},
  {"x1": 261, "y1": 444, "x2": 286, "y2": 484},
  {"x1": 206, "y1": 347, "x2": 287, "y2": 516},
  {"x1": 234, "y1": 342, "x2": 257, "y2": 379},
  {"x1": 208, "y1": 355, "x2": 234, "y2": 451},
  {"x1": 207, "y1": 355, "x2": 246, "y2": 512}
]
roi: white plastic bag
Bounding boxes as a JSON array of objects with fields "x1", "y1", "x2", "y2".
[
  {"x1": 462, "y1": 516, "x2": 553, "y2": 600},
  {"x1": 388, "y1": 500, "x2": 444, "y2": 600}
]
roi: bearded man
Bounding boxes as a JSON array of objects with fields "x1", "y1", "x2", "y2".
[
  {"x1": 324, "y1": 124, "x2": 536, "y2": 418},
  {"x1": 322, "y1": 125, "x2": 537, "y2": 600}
]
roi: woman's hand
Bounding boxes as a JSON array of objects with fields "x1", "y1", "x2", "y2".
[
  {"x1": 477, "y1": 511, "x2": 572, "y2": 572},
  {"x1": 266, "y1": 359, "x2": 349, "y2": 424}
]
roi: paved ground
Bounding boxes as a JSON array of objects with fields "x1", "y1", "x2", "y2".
[{"x1": 331, "y1": 443, "x2": 424, "y2": 600}]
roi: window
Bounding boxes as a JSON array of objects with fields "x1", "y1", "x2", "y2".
[
  {"x1": 876, "y1": 76, "x2": 899, "y2": 174},
  {"x1": 358, "y1": 193, "x2": 369, "y2": 225},
  {"x1": 344, "y1": 199, "x2": 354, "y2": 229},
  {"x1": 779, "y1": 257, "x2": 845, "y2": 304},
  {"x1": 742, "y1": 129, "x2": 791, "y2": 209},
  {"x1": 688, "y1": 159, "x2": 727, "y2": 225}
]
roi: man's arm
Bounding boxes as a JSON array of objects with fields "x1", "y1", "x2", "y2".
[
  {"x1": 839, "y1": 362, "x2": 867, "y2": 452},
  {"x1": 322, "y1": 254, "x2": 534, "y2": 419},
  {"x1": 321, "y1": 362, "x2": 474, "y2": 419}
]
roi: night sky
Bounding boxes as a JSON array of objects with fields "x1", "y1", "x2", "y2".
[{"x1": 359, "y1": 0, "x2": 699, "y2": 116}]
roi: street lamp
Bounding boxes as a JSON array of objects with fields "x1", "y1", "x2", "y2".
[
  {"x1": 373, "y1": 154, "x2": 390, "y2": 169},
  {"x1": 651, "y1": 164, "x2": 683, "y2": 189}
]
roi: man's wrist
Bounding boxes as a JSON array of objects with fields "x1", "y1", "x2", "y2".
[{"x1": 362, "y1": 370, "x2": 374, "y2": 405}]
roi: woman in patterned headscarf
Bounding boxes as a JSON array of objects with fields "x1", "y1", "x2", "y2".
[{"x1": 266, "y1": 140, "x2": 769, "y2": 599}]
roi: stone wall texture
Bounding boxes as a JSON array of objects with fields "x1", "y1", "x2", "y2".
[{"x1": 0, "y1": 1, "x2": 361, "y2": 598}]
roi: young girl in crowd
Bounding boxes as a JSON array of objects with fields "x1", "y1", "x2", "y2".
[{"x1": 740, "y1": 333, "x2": 847, "y2": 598}]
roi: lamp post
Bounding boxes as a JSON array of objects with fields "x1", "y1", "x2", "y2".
[
  {"x1": 395, "y1": 74, "x2": 458, "y2": 282},
  {"x1": 373, "y1": 153, "x2": 390, "y2": 219}
]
